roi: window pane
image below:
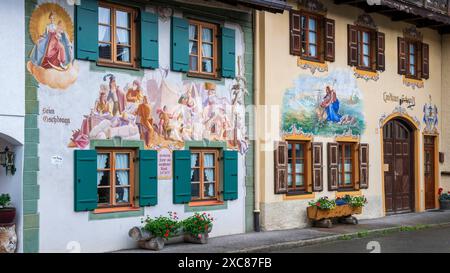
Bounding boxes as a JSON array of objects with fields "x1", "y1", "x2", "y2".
[
  {"x1": 296, "y1": 159, "x2": 304, "y2": 173},
  {"x1": 99, "y1": 26, "x2": 111, "y2": 42},
  {"x1": 190, "y1": 56, "x2": 198, "y2": 71},
  {"x1": 97, "y1": 171, "x2": 110, "y2": 186},
  {"x1": 363, "y1": 32, "x2": 369, "y2": 43},
  {"x1": 202, "y1": 44, "x2": 213, "y2": 58},
  {"x1": 99, "y1": 7, "x2": 110, "y2": 25},
  {"x1": 288, "y1": 144, "x2": 292, "y2": 158},
  {"x1": 204, "y1": 153, "x2": 215, "y2": 167},
  {"x1": 296, "y1": 144, "x2": 303, "y2": 157},
  {"x1": 204, "y1": 169, "x2": 215, "y2": 182},
  {"x1": 191, "y1": 168, "x2": 200, "y2": 182},
  {"x1": 202, "y1": 28, "x2": 213, "y2": 43},
  {"x1": 202, "y1": 59, "x2": 213, "y2": 73},
  {"x1": 288, "y1": 163, "x2": 292, "y2": 175},
  {"x1": 189, "y1": 24, "x2": 198, "y2": 40},
  {"x1": 410, "y1": 54, "x2": 415, "y2": 65},
  {"x1": 345, "y1": 145, "x2": 351, "y2": 157},
  {"x1": 295, "y1": 174, "x2": 304, "y2": 186},
  {"x1": 99, "y1": 44, "x2": 112, "y2": 60},
  {"x1": 363, "y1": 44, "x2": 369, "y2": 56},
  {"x1": 97, "y1": 153, "x2": 110, "y2": 169},
  {"x1": 116, "y1": 29, "x2": 130, "y2": 45},
  {"x1": 191, "y1": 153, "x2": 200, "y2": 167},
  {"x1": 409, "y1": 44, "x2": 415, "y2": 54},
  {"x1": 189, "y1": 42, "x2": 198, "y2": 55},
  {"x1": 115, "y1": 187, "x2": 129, "y2": 203},
  {"x1": 191, "y1": 183, "x2": 200, "y2": 198},
  {"x1": 204, "y1": 182, "x2": 215, "y2": 198},
  {"x1": 309, "y1": 18, "x2": 316, "y2": 31},
  {"x1": 98, "y1": 188, "x2": 110, "y2": 204},
  {"x1": 287, "y1": 172, "x2": 293, "y2": 186},
  {"x1": 344, "y1": 173, "x2": 352, "y2": 185},
  {"x1": 344, "y1": 161, "x2": 352, "y2": 172},
  {"x1": 410, "y1": 65, "x2": 415, "y2": 75},
  {"x1": 115, "y1": 154, "x2": 129, "y2": 169},
  {"x1": 308, "y1": 31, "x2": 316, "y2": 44},
  {"x1": 301, "y1": 16, "x2": 306, "y2": 29},
  {"x1": 309, "y1": 45, "x2": 317, "y2": 57},
  {"x1": 116, "y1": 10, "x2": 130, "y2": 28},
  {"x1": 116, "y1": 171, "x2": 130, "y2": 186},
  {"x1": 116, "y1": 46, "x2": 130, "y2": 62},
  {"x1": 363, "y1": 56, "x2": 369, "y2": 67}
]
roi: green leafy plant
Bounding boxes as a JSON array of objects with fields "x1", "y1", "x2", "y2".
[
  {"x1": 142, "y1": 211, "x2": 181, "y2": 240},
  {"x1": 182, "y1": 212, "x2": 214, "y2": 238},
  {"x1": 308, "y1": 197, "x2": 336, "y2": 210},
  {"x1": 342, "y1": 195, "x2": 367, "y2": 208},
  {"x1": 0, "y1": 194, "x2": 11, "y2": 208}
]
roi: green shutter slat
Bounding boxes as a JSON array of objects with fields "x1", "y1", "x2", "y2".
[
  {"x1": 171, "y1": 17, "x2": 189, "y2": 73},
  {"x1": 173, "y1": 150, "x2": 191, "y2": 204},
  {"x1": 75, "y1": 0, "x2": 99, "y2": 61},
  {"x1": 74, "y1": 150, "x2": 98, "y2": 212},
  {"x1": 222, "y1": 150, "x2": 238, "y2": 200},
  {"x1": 139, "y1": 150, "x2": 158, "y2": 206},
  {"x1": 221, "y1": 27, "x2": 236, "y2": 78},
  {"x1": 140, "y1": 11, "x2": 159, "y2": 69}
]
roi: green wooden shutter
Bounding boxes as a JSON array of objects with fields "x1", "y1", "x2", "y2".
[
  {"x1": 75, "y1": 0, "x2": 98, "y2": 61},
  {"x1": 171, "y1": 17, "x2": 189, "y2": 72},
  {"x1": 221, "y1": 27, "x2": 236, "y2": 78},
  {"x1": 140, "y1": 11, "x2": 159, "y2": 69},
  {"x1": 222, "y1": 150, "x2": 238, "y2": 200},
  {"x1": 74, "y1": 150, "x2": 98, "y2": 212},
  {"x1": 139, "y1": 150, "x2": 158, "y2": 206},
  {"x1": 173, "y1": 150, "x2": 191, "y2": 204}
]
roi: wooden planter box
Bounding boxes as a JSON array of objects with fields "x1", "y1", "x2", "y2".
[
  {"x1": 307, "y1": 204, "x2": 362, "y2": 221},
  {"x1": 129, "y1": 226, "x2": 212, "y2": 251}
]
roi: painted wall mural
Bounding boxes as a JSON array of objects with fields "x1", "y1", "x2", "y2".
[
  {"x1": 27, "y1": 3, "x2": 78, "y2": 90},
  {"x1": 423, "y1": 95, "x2": 438, "y2": 134},
  {"x1": 68, "y1": 66, "x2": 249, "y2": 154},
  {"x1": 282, "y1": 69, "x2": 365, "y2": 136}
]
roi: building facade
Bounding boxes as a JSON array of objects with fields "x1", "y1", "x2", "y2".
[
  {"x1": 254, "y1": 0, "x2": 449, "y2": 230},
  {"x1": 16, "y1": 0, "x2": 286, "y2": 253}
]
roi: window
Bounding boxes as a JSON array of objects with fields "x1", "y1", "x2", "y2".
[
  {"x1": 398, "y1": 32, "x2": 429, "y2": 80},
  {"x1": 188, "y1": 20, "x2": 218, "y2": 78},
  {"x1": 290, "y1": 10, "x2": 335, "y2": 63},
  {"x1": 98, "y1": 2, "x2": 137, "y2": 68},
  {"x1": 337, "y1": 143, "x2": 355, "y2": 190},
  {"x1": 348, "y1": 24, "x2": 385, "y2": 72},
  {"x1": 287, "y1": 141, "x2": 307, "y2": 193},
  {"x1": 190, "y1": 149, "x2": 219, "y2": 201},
  {"x1": 97, "y1": 149, "x2": 135, "y2": 208},
  {"x1": 407, "y1": 42, "x2": 417, "y2": 77}
]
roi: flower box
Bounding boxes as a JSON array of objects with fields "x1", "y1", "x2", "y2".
[
  {"x1": 439, "y1": 200, "x2": 450, "y2": 211},
  {"x1": 307, "y1": 204, "x2": 362, "y2": 221}
]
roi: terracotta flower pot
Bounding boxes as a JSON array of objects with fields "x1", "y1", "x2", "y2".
[{"x1": 0, "y1": 208, "x2": 16, "y2": 225}]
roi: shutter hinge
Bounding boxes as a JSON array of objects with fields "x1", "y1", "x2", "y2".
[{"x1": 134, "y1": 157, "x2": 139, "y2": 162}]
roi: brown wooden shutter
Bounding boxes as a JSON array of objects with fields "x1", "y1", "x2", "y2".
[
  {"x1": 327, "y1": 143, "x2": 339, "y2": 191},
  {"x1": 376, "y1": 32, "x2": 385, "y2": 71},
  {"x1": 324, "y1": 18, "x2": 335, "y2": 62},
  {"x1": 274, "y1": 141, "x2": 288, "y2": 194},
  {"x1": 290, "y1": 11, "x2": 301, "y2": 56},
  {"x1": 359, "y1": 143, "x2": 369, "y2": 189},
  {"x1": 422, "y1": 43, "x2": 430, "y2": 79},
  {"x1": 312, "y1": 142, "x2": 323, "y2": 192},
  {"x1": 347, "y1": 25, "x2": 358, "y2": 66},
  {"x1": 398, "y1": 37, "x2": 407, "y2": 75}
]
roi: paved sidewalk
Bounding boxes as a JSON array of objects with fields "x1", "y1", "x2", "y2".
[{"x1": 117, "y1": 210, "x2": 450, "y2": 253}]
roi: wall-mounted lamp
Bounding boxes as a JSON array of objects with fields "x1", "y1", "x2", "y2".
[{"x1": 0, "y1": 147, "x2": 16, "y2": 176}]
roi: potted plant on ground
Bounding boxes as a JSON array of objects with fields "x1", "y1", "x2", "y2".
[
  {"x1": 182, "y1": 212, "x2": 214, "y2": 244},
  {"x1": 0, "y1": 194, "x2": 15, "y2": 225},
  {"x1": 438, "y1": 188, "x2": 450, "y2": 211},
  {"x1": 134, "y1": 211, "x2": 181, "y2": 250}
]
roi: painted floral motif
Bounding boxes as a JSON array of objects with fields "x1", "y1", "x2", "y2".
[{"x1": 282, "y1": 69, "x2": 365, "y2": 136}]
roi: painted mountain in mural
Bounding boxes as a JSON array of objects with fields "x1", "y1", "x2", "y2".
[{"x1": 282, "y1": 69, "x2": 365, "y2": 136}]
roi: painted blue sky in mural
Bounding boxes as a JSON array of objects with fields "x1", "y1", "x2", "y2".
[{"x1": 282, "y1": 69, "x2": 365, "y2": 136}]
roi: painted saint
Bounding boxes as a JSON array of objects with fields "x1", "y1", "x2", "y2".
[{"x1": 320, "y1": 86, "x2": 342, "y2": 123}]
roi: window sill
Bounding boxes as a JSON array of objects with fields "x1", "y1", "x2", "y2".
[
  {"x1": 96, "y1": 61, "x2": 140, "y2": 71},
  {"x1": 188, "y1": 200, "x2": 224, "y2": 207},
  {"x1": 336, "y1": 190, "x2": 361, "y2": 198},
  {"x1": 93, "y1": 207, "x2": 141, "y2": 214},
  {"x1": 283, "y1": 192, "x2": 315, "y2": 201},
  {"x1": 186, "y1": 72, "x2": 221, "y2": 81}
]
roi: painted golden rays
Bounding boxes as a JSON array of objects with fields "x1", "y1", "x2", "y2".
[{"x1": 27, "y1": 3, "x2": 79, "y2": 90}]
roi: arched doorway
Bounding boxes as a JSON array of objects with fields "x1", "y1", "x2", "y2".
[{"x1": 383, "y1": 118, "x2": 415, "y2": 214}]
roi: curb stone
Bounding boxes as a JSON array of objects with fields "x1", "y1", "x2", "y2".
[{"x1": 229, "y1": 222, "x2": 450, "y2": 253}]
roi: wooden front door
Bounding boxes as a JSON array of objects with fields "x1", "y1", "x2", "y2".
[
  {"x1": 424, "y1": 136, "x2": 436, "y2": 210},
  {"x1": 383, "y1": 119, "x2": 414, "y2": 214}
]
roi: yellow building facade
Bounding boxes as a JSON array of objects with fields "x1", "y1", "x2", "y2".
[{"x1": 254, "y1": 0, "x2": 447, "y2": 230}]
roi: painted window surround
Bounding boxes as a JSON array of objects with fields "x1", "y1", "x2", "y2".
[
  {"x1": 89, "y1": 137, "x2": 145, "y2": 220},
  {"x1": 183, "y1": 140, "x2": 229, "y2": 212}
]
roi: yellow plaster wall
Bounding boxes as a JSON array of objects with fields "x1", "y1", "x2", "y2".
[{"x1": 256, "y1": 0, "x2": 443, "y2": 229}]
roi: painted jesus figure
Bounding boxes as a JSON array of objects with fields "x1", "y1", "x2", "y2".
[{"x1": 320, "y1": 86, "x2": 342, "y2": 123}]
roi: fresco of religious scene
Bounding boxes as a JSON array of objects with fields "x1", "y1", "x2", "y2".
[
  {"x1": 69, "y1": 69, "x2": 249, "y2": 154},
  {"x1": 282, "y1": 69, "x2": 365, "y2": 136},
  {"x1": 27, "y1": 3, "x2": 78, "y2": 90}
]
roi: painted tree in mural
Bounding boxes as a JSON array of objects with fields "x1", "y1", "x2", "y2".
[{"x1": 282, "y1": 69, "x2": 365, "y2": 137}]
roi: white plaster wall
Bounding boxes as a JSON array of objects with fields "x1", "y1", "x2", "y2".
[
  {"x1": 0, "y1": 0, "x2": 25, "y2": 253},
  {"x1": 37, "y1": 1, "x2": 248, "y2": 252}
]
